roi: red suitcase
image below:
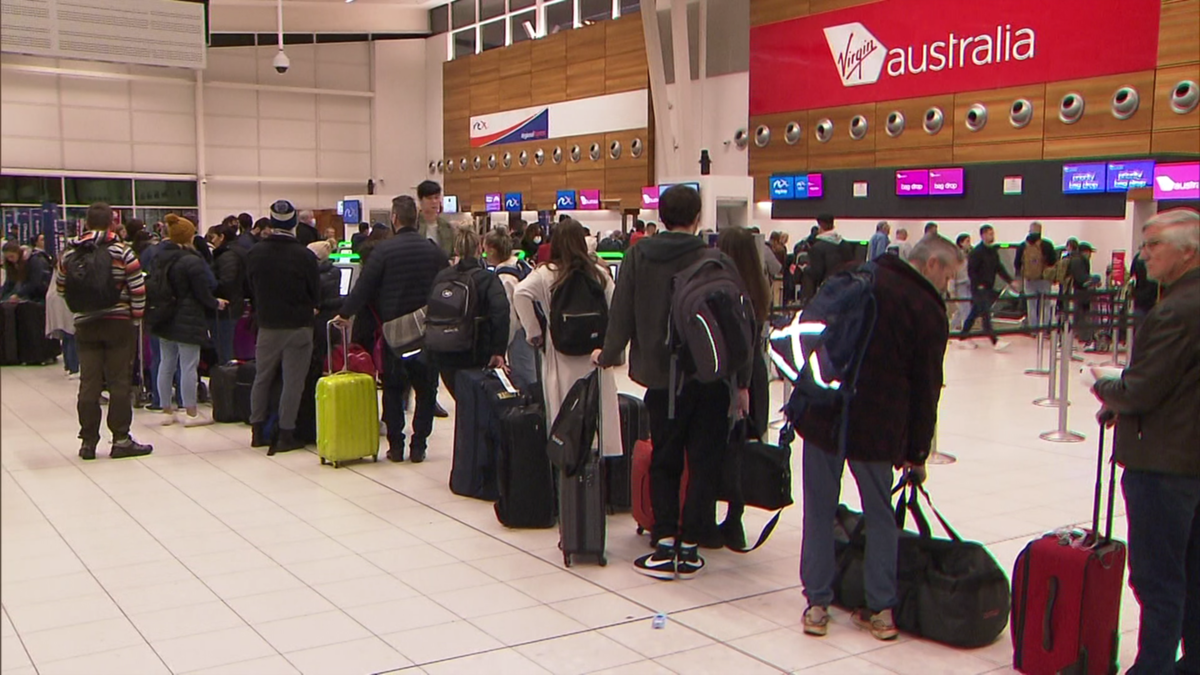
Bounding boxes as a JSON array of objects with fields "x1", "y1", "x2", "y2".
[
  {"x1": 1011, "y1": 425, "x2": 1126, "y2": 675},
  {"x1": 631, "y1": 439, "x2": 688, "y2": 537}
]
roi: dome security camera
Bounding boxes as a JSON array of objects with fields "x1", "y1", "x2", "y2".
[{"x1": 273, "y1": 50, "x2": 290, "y2": 74}]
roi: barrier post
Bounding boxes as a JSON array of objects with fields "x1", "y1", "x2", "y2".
[
  {"x1": 1025, "y1": 291, "x2": 1050, "y2": 376},
  {"x1": 1033, "y1": 324, "x2": 1066, "y2": 408},
  {"x1": 1039, "y1": 323, "x2": 1085, "y2": 443}
]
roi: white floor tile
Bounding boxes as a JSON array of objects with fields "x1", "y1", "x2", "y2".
[
  {"x1": 182, "y1": 654, "x2": 301, "y2": 675},
  {"x1": 282, "y1": 636, "x2": 411, "y2": 675},
  {"x1": 654, "y1": 643, "x2": 784, "y2": 675},
  {"x1": 344, "y1": 596, "x2": 459, "y2": 635},
  {"x1": 19, "y1": 617, "x2": 146, "y2": 666},
  {"x1": 129, "y1": 601, "x2": 249, "y2": 643},
  {"x1": 514, "y1": 631, "x2": 644, "y2": 675},
  {"x1": 421, "y1": 647, "x2": 553, "y2": 675},
  {"x1": 382, "y1": 619, "x2": 504, "y2": 664},
  {"x1": 4, "y1": 593, "x2": 124, "y2": 634},
  {"x1": 470, "y1": 605, "x2": 589, "y2": 646},
  {"x1": 428, "y1": 582, "x2": 540, "y2": 619},
  {"x1": 37, "y1": 644, "x2": 170, "y2": 675},
  {"x1": 254, "y1": 610, "x2": 372, "y2": 653},
  {"x1": 599, "y1": 617, "x2": 716, "y2": 659},
  {"x1": 226, "y1": 587, "x2": 337, "y2": 626},
  {"x1": 152, "y1": 626, "x2": 278, "y2": 673}
]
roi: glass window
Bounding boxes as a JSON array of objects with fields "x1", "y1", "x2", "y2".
[
  {"x1": 619, "y1": 0, "x2": 639, "y2": 16},
  {"x1": 580, "y1": 0, "x2": 612, "y2": 24},
  {"x1": 479, "y1": 0, "x2": 505, "y2": 21},
  {"x1": 545, "y1": 0, "x2": 574, "y2": 35},
  {"x1": 0, "y1": 175, "x2": 62, "y2": 205},
  {"x1": 509, "y1": 0, "x2": 535, "y2": 9},
  {"x1": 451, "y1": 0, "x2": 476, "y2": 30},
  {"x1": 509, "y1": 9, "x2": 535, "y2": 43},
  {"x1": 135, "y1": 208, "x2": 198, "y2": 226},
  {"x1": 64, "y1": 178, "x2": 133, "y2": 207},
  {"x1": 480, "y1": 19, "x2": 506, "y2": 51},
  {"x1": 430, "y1": 5, "x2": 449, "y2": 35},
  {"x1": 453, "y1": 28, "x2": 477, "y2": 59},
  {"x1": 134, "y1": 180, "x2": 198, "y2": 207}
]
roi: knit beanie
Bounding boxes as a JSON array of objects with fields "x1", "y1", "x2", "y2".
[
  {"x1": 270, "y1": 200, "x2": 298, "y2": 230},
  {"x1": 307, "y1": 240, "x2": 332, "y2": 261},
  {"x1": 165, "y1": 214, "x2": 196, "y2": 246}
]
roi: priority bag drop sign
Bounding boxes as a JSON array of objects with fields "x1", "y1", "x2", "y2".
[{"x1": 750, "y1": 0, "x2": 1161, "y2": 115}]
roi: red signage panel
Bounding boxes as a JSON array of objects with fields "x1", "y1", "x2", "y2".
[{"x1": 750, "y1": 0, "x2": 1161, "y2": 115}]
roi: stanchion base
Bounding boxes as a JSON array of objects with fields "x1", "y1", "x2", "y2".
[
  {"x1": 1070, "y1": 354, "x2": 1085, "y2": 362},
  {"x1": 1033, "y1": 397, "x2": 1068, "y2": 407},
  {"x1": 1024, "y1": 368, "x2": 1050, "y2": 376},
  {"x1": 928, "y1": 451, "x2": 957, "y2": 465},
  {"x1": 1039, "y1": 430, "x2": 1086, "y2": 443}
]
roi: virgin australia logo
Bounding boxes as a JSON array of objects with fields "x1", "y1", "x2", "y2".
[
  {"x1": 1156, "y1": 175, "x2": 1200, "y2": 193},
  {"x1": 823, "y1": 22, "x2": 886, "y2": 87}
]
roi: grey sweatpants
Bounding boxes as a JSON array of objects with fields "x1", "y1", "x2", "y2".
[
  {"x1": 800, "y1": 441, "x2": 899, "y2": 613},
  {"x1": 250, "y1": 327, "x2": 314, "y2": 431}
]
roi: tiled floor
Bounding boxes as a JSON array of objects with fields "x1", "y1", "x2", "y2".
[{"x1": 1, "y1": 337, "x2": 1144, "y2": 674}]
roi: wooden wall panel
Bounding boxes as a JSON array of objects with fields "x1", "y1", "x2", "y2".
[
  {"x1": 531, "y1": 68, "x2": 568, "y2": 106},
  {"x1": 750, "y1": 0, "x2": 809, "y2": 27},
  {"x1": 565, "y1": 134, "x2": 607, "y2": 171},
  {"x1": 530, "y1": 32, "x2": 567, "y2": 71},
  {"x1": 605, "y1": 14, "x2": 643, "y2": 56},
  {"x1": 605, "y1": 166, "x2": 646, "y2": 209},
  {"x1": 872, "y1": 95, "x2": 956, "y2": 150},
  {"x1": 875, "y1": 145, "x2": 954, "y2": 168},
  {"x1": 1158, "y1": 0, "x2": 1200, "y2": 67},
  {"x1": 444, "y1": 59, "x2": 471, "y2": 122},
  {"x1": 806, "y1": 103, "x2": 878, "y2": 156},
  {"x1": 953, "y1": 140, "x2": 1042, "y2": 163},
  {"x1": 499, "y1": 73, "x2": 532, "y2": 110},
  {"x1": 604, "y1": 130, "x2": 650, "y2": 168},
  {"x1": 499, "y1": 41, "x2": 532, "y2": 78},
  {"x1": 1042, "y1": 133, "x2": 1152, "y2": 159},
  {"x1": 1153, "y1": 64, "x2": 1200, "y2": 132},
  {"x1": 567, "y1": 22, "x2": 606, "y2": 62},
  {"x1": 808, "y1": 151, "x2": 875, "y2": 170},
  {"x1": 567, "y1": 59, "x2": 606, "y2": 100},
  {"x1": 1152, "y1": 128, "x2": 1200, "y2": 153},
  {"x1": 470, "y1": 79, "x2": 501, "y2": 116},
  {"x1": 470, "y1": 176, "x2": 501, "y2": 206},
  {"x1": 531, "y1": 171, "x2": 568, "y2": 206},
  {"x1": 747, "y1": 112, "x2": 808, "y2": 177},
  {"x1": 565, "y1": 169, "x2": 605, "y2": 192},
  {"x1": 1043, "y1": 71, "x2": 1157, "y2": 139},
  {"x1": 504, "y1": 175, "x2": 533, "y2": 205},
  {"x1": 605, "y1": 49, "x2": 647, "y2": 94},
  {"x1": 953, "y1": 85, "x2": 1046, "y2": 145},
  {"x1": 810, "y1": 0, "x2": 882, "y2": 13},
  {"x1": 754, "y1": 176, "x2": 771, "y2": 203}
]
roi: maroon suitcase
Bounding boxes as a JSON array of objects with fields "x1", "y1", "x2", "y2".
[{"x1": 1011, "y1": 424, "x2": 1126, "y2": 674}]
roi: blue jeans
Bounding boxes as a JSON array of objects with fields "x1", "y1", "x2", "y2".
[
  {"x1": 1122, "y1": 469, "x2": 1200, "y2": 675},
  {"x1": 800, "y1": 441, "x2": 899, "y2": 612},
  {"x1": 61, "y1": 333, "x2": 79, "y2": 374},
  {"x1": 211, "y1": 316, "x2": 236, "y2": 366},
  {"x1": 158, "y1": 339, "x2": 200, "y2": 410}
]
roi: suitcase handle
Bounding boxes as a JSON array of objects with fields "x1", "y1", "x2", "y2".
[
  {"x1": 1090, "y1": 422, "x2": 1117, "y2": 545},
  {"x1": 327, "y1": 320, "x2": 351, "y2": 374}
]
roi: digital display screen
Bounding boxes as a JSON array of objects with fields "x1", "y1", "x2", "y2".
[
  {"x1": 895, "y1": 169, "x2": 929, "y2": 196},
  {"x1": 341, "y1": 199, "x2": 361, "y2": 225},
  {"x1": 608, "y1": 263, "x2": 619, "y2": 281},
  {"x1": 1106, "y1": 160, "x2": 1155, "y2": 192},
  {"x1": 806, "y1": 173, "x2": 824, "y2": 198},
  {"x1": 769, "y1": 176, "x2": 794, "y2": 200},
  {"x1": 641, "y1": 186, "x2": 659, "y2": 209},
  {"x1": 1153, "y1": 162, "x2": 1200, "y2": 200},
  {"x1": 578, "y1": 190, "x2": 601, "y2": 210},
  {"x1": 338, "y1": 267, "x2": 353, "y2": 296},
  {"x1": 556, "y1": 190, "x2": 577, "y2": 210},
  {"x1": 769, "y1": 174, "x2": 823, "y2": 200},
  {"x1": 484, "y1": 193, "x2": 502, "y2": 212},
  {"x1": 928, "y1": 167, "x2": 965, "y2": 195},
  {"x1": 504, "y1": 192, "x2": 523, "y2": 212},
  {"x1": 442, "y1": 195, "x2": 458, "y2": 213},
  {"x1": 1063, "y1": 163, "x2": 1107, "y2": 193}
]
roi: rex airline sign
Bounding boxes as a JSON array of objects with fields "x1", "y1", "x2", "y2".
[
  {"x1": 470, "y1": 90, "x2": 648, "y2": 148},
  {"x1": 749, "y1": 0, "x2": 1160, "y2": 115}
]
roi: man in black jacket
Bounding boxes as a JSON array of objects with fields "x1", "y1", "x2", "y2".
[
  {"x1": 1068, "y1": 242, "x2": 1097, "y2": 344},
  {"x1": 799, "y1": 234, "x2": 960, "y2": 642},
  {"x1": 246, "y1": 200, "x2": 320, "y2": 455},
  {"x1": 335, "y1": 196, "x2": 449, "y2": 463},
  {"x1": 805, "y1": 214, "x2": 854, "y2": 293},
  {"x1": 1092, "y1": 208, "x2": 1200, "y2": 675},
  {"x1": 295, "y1": 209, "x2": 319, "y2": 247},
  {"x1": 961, "y1": 224, "x2": 1016, "y2": 351},
  {"x1": 595, "y1": 185, "x2": 750, "y2": 580}
]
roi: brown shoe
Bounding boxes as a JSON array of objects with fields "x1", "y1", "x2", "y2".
[
  {"x1": 852, "y1": 608, "x2": 899, "y2": 641},
  {"x1": 802, "y1": 605, "x2": 830, "y2": 637}
]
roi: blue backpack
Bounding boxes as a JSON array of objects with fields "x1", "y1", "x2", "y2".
[{"x1": 775, "y1": 261, "x2": 878, "y2": 455}]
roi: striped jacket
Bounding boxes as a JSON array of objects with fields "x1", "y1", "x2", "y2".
[{"x1": 55, "y1": 230, "x2": 146, "y2": 324}]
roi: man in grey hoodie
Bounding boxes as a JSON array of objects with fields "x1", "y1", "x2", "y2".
[
  {"x1": 805, "y1": 214, "x2": 855, "y2": 290},
  {"x1": 594, "y1": 185, "x2": 750, "y2": 580}
]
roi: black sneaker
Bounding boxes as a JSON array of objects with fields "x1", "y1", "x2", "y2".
[
  {"x1": 433, "y1": 402, "x2": 449, "y2": 419},
  {"x1": 697, "y1": 524, "x2": 725, "y2": 550},
  {"x1": 269, "y1": 429, "x2": 305, "y2": 456},
  {"x1": 409, "y1": 446, "x2": 426, "y2": 464},
  {"x1": 79, "y1": 442, "x2": 97, "y2": 461},
  {"x1": 676, "y1": 543, "x2": 705, "y2": 579},
  {"x1": 720, "y1": 519, "x2": 747, "y2": 551},
  {"x1": 386, "y1": 447, "x2": 405, "y2": 462},
  {"x1": 250, "y1": 423, "x2": 270, "y2": 448},
  {"x1": 634, "y1": 538, "x2": 678, "y2": 580},
  {"x1": 110, "y1": 438, "x2": 153, "y2": 459}
]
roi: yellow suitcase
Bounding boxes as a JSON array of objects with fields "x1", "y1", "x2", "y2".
[{"x1": 317, "y1": 322, "x2": 380, "y2": 467}]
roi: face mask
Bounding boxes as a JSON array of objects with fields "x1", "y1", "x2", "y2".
[{"x1": 534, "y1": 237, "x2": 542, "y2": 244}]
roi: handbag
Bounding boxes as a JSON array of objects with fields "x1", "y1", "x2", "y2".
[
  {"x1": 833, "y1": 476, "x2": 1011, "y2": 648},
  {"x1": 719, "y1": 420, "x2": 794, "y2": 552},
  {"x1": 381, "y1": 306, "x2": 426, "y2": 356},
  {"x1": 330, "y1": 343, "x2": 376, "y2": 377}
]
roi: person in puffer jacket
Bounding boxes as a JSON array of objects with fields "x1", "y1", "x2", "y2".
[{"x1": 151, "y1": 215, "x2": 226, "y2": 427}]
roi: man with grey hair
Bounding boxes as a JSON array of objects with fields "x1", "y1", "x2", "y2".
[
  {"x1": 887, "y1": 228, "x2": 914, "y2": 260},
  {"x1": 335, "y1": 195, "x2": 449, "y2": 463},
  {"x1": 1092, "y1": 208, "x2": 1200, "y2": 675},
  {"x1": 800, "y1": 233, "x2": 961, "y2": 642},
  {"x1": 867, "y1": 221, "x2": 891, "y2": 261},
  {"x1": 295, "y1": 209, "x2": 319, "y2": 247}
]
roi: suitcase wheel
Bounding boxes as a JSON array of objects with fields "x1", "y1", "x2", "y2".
[
  {"x1": 373, "y1": 453, "x2": 379, "y2": 462},
  {"x1": 599, "y1": 556, "x2": 607, "y2": 567},
  {"x1": 332, "y1": 461, "x2": 341, "y2": 469},
  {"x1": 320, "y1": 457, "x2": 327, "y2": 465},
  {"x1": 563, "y1": 553, "x2": 572, "y2": 567},
  {"x1": 636, "y1": 526, "x2": 644, "y2": 535}
]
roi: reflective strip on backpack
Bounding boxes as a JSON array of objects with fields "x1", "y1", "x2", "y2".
[{"x1": 696, "y1": 312, "x2": 720, "y2": 374}]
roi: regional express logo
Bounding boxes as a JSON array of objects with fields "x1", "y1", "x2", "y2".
[
  {"x1": 771, "y1": 178, "x2": 790, "y2": 191},
  {"x1": 823, "y1": 21, "x2": 1036, "y2": 88}
]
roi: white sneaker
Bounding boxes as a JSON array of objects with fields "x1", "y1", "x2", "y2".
[
  {"x1": 994, "y1": 340, "x2": 1012, "y2": 353},
  {"x1": 67, "y1": 372, "x2": 80, "y2": 381},
  {"x1": 160, "y1": 411, "x2": 180, "y2": 426},
  {"x1": 956, "y1": 340, "x2": 979, "y2": 350},
  {"x1": 182, "y1": 412, "x2": 214, "y2": 427}
]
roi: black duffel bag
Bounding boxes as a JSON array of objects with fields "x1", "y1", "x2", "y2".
[
  {"x1": 719, "y1": 421, "x2": 795, "y2": 552},
  {"x1": 833, "y1": 477, "x2": 1010, "y2": 648}
]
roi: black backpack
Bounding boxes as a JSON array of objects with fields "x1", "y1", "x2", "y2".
[
  {"x1": 425, "y1": 267, "x2": 482, "y2": 353},
  {"x1": 144, "y1": 253, "x2": 182, "y2": 330},
  {"x1": 494, "y1": 259, "x2": 532, "y2": 282},
  {"x1": 63, "y1": 239, "x2": 121, "y2": 314},
  {"x1": 668, "y1": 249, "x2": 756, "y2": 388},
  {"x1": 549, "y1": 269, "x2": 608, "y2": 356}
]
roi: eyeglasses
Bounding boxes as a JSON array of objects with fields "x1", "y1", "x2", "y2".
[{"x1": 1140, "y1": 238, "x2": 1165, "y2": 250}]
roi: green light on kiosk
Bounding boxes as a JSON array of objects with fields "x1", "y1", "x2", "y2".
[
  {"x1": 596, "y1": 251, "x2": 624, "y2": 260},
  {"x1": 330, "y1": 253, "x2": 360, "y2": 262}
]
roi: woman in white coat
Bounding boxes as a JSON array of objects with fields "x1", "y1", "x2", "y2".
[{"x1": 513, "y1": 219, "x2": 621, "y2": 459}]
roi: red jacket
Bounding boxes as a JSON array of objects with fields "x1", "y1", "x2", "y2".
[{"x1": 799, "y1": 255, "x2": 948, "y2": 466}]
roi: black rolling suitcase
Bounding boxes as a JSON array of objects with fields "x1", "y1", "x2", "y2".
[
  {"x1": 0, "y1": 303, "x2": 20, "y2": 365},
  {"x1": 451, "y1": 368, "x2": 523, "y2": 501},
  {"x1": 558, "y1": 369, "x2": 607, "y2": 567},
  {"x1": 211, "y1": 361, "x2": 255, "y2": 423},
  {"x1": 604, "y1": 393, "x2": 648, "y2": 513},
  {"x1": 495, "y1": 396, "x2": 555, "y2": 529},
  {"x1": 13, "y1": 302, "x2": 59, "y2": 365}
]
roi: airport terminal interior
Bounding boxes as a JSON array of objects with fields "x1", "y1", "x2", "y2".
[{"x1": 1, "y1": 0, "x2": 1198, "y2": 673}]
